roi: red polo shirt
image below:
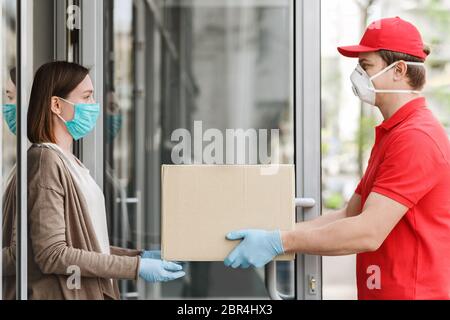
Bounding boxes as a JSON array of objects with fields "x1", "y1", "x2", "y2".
[{"x1": 355, "y1": 97, "x2": 450, "y2": 300}]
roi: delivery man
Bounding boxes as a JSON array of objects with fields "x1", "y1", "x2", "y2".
[{"x1": 224, "y1": 17, "x2": 450, "y2": 300}]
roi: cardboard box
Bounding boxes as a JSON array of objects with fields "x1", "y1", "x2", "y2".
[{"x1": 161, "y1": 165, "x2": 296, "y2": 261}]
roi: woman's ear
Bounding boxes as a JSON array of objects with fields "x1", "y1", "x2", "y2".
[{"x1": 50, "y1": 96, "x2": 62, "y2": 115}]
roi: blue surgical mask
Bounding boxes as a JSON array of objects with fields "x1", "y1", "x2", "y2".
[
  {"x1": 107, "y1": 113, "x2": 123, "y2": 142},
  {"x1": 2, "y1": 104, "x2": 17, "y2": 135},
  {"x1": 57, "y1": 97, "x2": 100, "y2": 141}
]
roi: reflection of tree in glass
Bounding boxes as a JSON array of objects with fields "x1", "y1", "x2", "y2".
[
  {"x1": 354, "y1": 0, "x2": 378, "y2": 178},
  {"x1": 421, "y1": 0, "x2": 450, "y2": 129}
]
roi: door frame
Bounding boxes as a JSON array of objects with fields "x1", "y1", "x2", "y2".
[
  {"x1": 16, "y1": 0, "x2": 34, "y2": 300},
  {"x1": 80, "y1": 0, "x2": 104, "y2": 187},
  {"x1": 294, "y1": 0, "x2": 323, "y2": 300}
]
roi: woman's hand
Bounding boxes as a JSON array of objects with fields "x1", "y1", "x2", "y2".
[
  {"x1": 141, "y1": 250, "x2": 161, "y2": 259},
  {"x1": 141, "y1": 250, "x2": 185, "y2": 266},
  {"x1": 138, "y1": 258, "x2": 185, "y2": 283}
]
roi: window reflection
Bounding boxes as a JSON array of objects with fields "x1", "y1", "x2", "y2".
[{"x1": 1, "y1": 0, "x2": 17, "y2": 301}]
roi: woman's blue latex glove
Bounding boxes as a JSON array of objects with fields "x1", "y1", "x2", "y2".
[
  {"x1": 139, "y1": 258, "x2": 185, "y2": 283},
  {"x1": 141, "y1": 250, "x2": 161, "y2": 259},
  {"x1": 224, "y1": 230, "x2": 284, "y2": 269},
  {"x1": 141, "y1": 250, "x2": 185, "y2": 266}
]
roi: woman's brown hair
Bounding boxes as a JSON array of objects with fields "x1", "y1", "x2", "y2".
[{"x1": 27, "y1": 61, "x2": 89, "y2": 144}]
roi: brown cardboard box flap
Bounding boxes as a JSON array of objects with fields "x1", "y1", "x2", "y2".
[{"x1": 161, "y1": 165, "x2": 296, "y2": 261}]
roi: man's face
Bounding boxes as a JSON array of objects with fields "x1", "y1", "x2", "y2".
[
  {"x1": 358, "y1": 52, "x2": 391, "y2": 90},
  {"x1": 358, "y1": 52, "x2": 398, "y2": 106}
]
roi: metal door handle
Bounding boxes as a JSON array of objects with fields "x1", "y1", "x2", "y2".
[
  {"x1": 295, "y1": 197, "x2": 316, "y2": 208},
  {"x1": 264, "y1": 197, "x2": 316, "y2": 300}
]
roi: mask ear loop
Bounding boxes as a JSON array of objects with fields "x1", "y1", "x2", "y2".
[
  {"x1": 55, "y1": 97, "x2": 73, "y2": 124},
  {"x1": 58, "y1": 97, "x2": 75, "y2": 106},
  {"x1": 369, "y1": 61, "x2": 398, "y2": 81},
  {"x1": 373, "y1": 89, "x2": 422, "y2": 94},
  {"x1": 56, "y1": 113, "x2": 67, "y2": 124},
  {"x1": 370, "y1": 61, "x2": 425, "y2": 81}
]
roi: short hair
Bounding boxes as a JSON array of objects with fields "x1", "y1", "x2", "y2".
[{"x1": 377, "y1": 46, "x2": 431, "y2": 90}]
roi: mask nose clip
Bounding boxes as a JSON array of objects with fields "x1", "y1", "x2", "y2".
[{"x1": 352, "y1": 86, "x2": 359, "y2": 96}]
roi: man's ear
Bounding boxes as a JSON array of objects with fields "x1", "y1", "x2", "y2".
[
  {"x1": 50, "y1": 96, "x2": 62, "y2": 115},
  {"x1": 393, "y1": 61, "x2": 408, "y2": 81}
]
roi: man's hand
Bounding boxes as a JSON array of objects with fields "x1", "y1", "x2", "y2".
[{"x1": 224, "y1": 230, "x2": 284, "y2": 269}]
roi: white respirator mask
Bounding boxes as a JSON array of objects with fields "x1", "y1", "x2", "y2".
[{"x1": 350, "y1": 61, "x2": 425, "y2": 106}]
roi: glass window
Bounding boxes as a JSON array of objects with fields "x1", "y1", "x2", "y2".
[
  {"x1": 1, "y1": 0, "x2": 17, "y2": 301},
  {"x1": 104, "y1": 0, "x2": 294, "y2": 299}
]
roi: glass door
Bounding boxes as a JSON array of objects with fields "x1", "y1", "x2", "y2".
[
  {"x1": 1, "y1": 0, "x2": 325, "y2": 301},
  {"x1": 102, "y1": 0, "x2": 298, "y2": 299}
]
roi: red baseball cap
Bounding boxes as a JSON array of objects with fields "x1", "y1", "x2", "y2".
[{"x1": 338, "y1": 17, "x2": 428, "y2": 60}]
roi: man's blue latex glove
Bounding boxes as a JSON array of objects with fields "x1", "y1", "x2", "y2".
[
  {"x1": 224, "y1": 230, "x2": 285, "y2": 269},
  {"x1": 141, "y1": 250, "x2": 161, "y2": 259},
  {"x1": 139, "y1": 258, "x2": 185, "y2": 282}
]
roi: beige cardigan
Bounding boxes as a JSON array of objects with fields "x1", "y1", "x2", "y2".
[{"x1": 2, "y1": 145, "x2": 142, "y2": 300}]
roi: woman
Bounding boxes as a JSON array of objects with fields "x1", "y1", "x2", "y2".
[{"x1": 2, "y1": 61, "x2": 184, "y2": 300}]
